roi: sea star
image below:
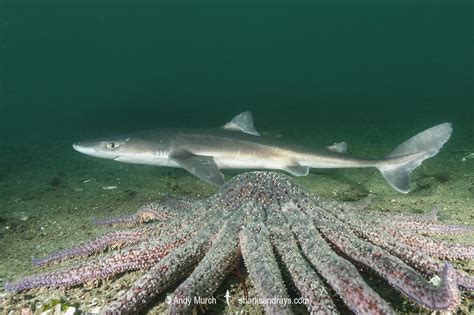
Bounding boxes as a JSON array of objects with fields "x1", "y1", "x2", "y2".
[{"x1": 5, "y1": 172, "x2": 474, "y2": 314}]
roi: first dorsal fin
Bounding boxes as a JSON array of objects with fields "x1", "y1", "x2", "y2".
[{"x1": 222, "y1": 111, "x2": 260, "y2": 136}]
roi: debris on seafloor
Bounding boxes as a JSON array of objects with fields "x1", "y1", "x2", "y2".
[
  {"x1": 102, "y1": 186, "x2": 118, "y2": 190},
  {"x1": 461, "y1": 152, "x2": 474, "y2": 162}
]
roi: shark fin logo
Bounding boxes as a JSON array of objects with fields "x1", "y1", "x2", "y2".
[{"x1": 224, "y1": 290, "x2": 231, "y2": 306}]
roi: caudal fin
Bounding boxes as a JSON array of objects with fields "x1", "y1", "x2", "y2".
[{"x1": 377, "y1": 123, "x2": 452, "y2": 193}]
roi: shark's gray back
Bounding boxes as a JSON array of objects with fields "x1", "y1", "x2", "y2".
[{"x1": 134, "y1": 127, "x2": 317, "y2": 156}]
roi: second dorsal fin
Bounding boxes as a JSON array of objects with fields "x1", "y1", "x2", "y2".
[{"x1": 222, "y1": 111, "x2": 260, "y2": 136}]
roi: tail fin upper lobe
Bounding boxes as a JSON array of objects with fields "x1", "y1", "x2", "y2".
[{"x1": 377, "y1": 123, "x2": 452, "y2": 193}]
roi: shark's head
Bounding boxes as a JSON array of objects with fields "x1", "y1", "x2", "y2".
[
  {"x1": 73, "y1": 138, "x2": 130, "y2": 160},
  {"x1": 73, "y1": 135, "x2": 168, "y2": 164}
]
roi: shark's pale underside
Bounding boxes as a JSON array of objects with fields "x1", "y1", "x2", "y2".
[{"x1": 73, "y1": 112, "x2": 452, "y2": 193}]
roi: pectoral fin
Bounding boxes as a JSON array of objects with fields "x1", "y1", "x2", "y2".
[
  {"x1": 283, "y1": 165, "x2": 310, "y2": 176},
  {"x1": 169, "y1": 151, "x2": 225, "y2": 186}
]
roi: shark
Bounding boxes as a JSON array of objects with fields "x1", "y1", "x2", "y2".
[{"x1": 73, "y1": 112, "x2": 452, "y2": 193}]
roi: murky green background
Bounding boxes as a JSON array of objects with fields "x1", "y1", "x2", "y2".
[
  {"x1": 0, "y1": 1, "x2": 473, "y2": 313},
  {"x1": 1, "y1": 0, "x2": 472, "y2": 144}
]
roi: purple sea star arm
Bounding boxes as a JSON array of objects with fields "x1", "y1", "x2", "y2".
[
  {"x1": 32, "y1": 229, "x2": 147, "y2": 267},
  {"x1": 284, "y1": 203, "x2": 396, "y2": 315},
  {"x1": 93, "y1": 214, "x2": 140, "y2": 226},
  {"x1": 391, "y1": 220, "x2": 474, "y2": 234},
  {"x1": 348, "y1": 218, "x2": 474, "y2": 290},
  {"x1": 382, "y1": 205, "x2": 440, "y2": 224},
  {"x1": 383, "y1": 224, "x2": 473, "y2": 260},
  {"x1": 93, "y1": 202, "x2": 177, "y2": 226},
  {"x1": 168, "y1": 215, "x2": 242, "y2": 314},
  {"x1": 322, "y1": 201, "x2": 474, "y2": 289},
  {"x1": 320, "y1": 196, "x2": 473, "y2": 234},
  {"x1": 333, "y1": 194, "x2": 374, "y2": 211},
  {"x1": 267, "y1": 212, "x2": 338, "y2": 314},
  {"x1": 312, "y1": 208, "x2": 461, "y2": 311},
  {"x1": 6, "y1": 237, "x2": 188, "y2": 292},
  {"x1": 368, "y1": 205, "x2": 473, "y2": 234},
  {"x1": 320, "y1": 197, "x2": 474, "y2": 260},
  {"x1": 103, "y1": 217, "x2": 225, "y2": 314},
  {"x1": 240, "y1": 223, "x2": 293, "y2": 315}
]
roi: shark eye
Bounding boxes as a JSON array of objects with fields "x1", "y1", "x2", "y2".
[{"x1": 106, "y1": 142, "x2": 120, "y2": 150}]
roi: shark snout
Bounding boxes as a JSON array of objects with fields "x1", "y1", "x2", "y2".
[
  {"x1": 73, "y1": 140, "x2": 122, "y2": 160},
  {"x1": 72, "y1": 142, "x2": 97, "y2": 155}
]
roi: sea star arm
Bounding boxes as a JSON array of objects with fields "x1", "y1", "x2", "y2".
[
  {"x1": 240, "y1": 223, "x2": 293, "y2": 315},
  {"x1": 348, "y1": 218, "x2": 474, "y2": 290},
  {"x1": 32, "y1": 229, "x2": 147, "y2": 267},
  {"x1": 325, "y1": 196, "x2": 473, "y2": 235},
  {"x1": 168, "y1": 215, "x2": 242, "y2": 314},
  {"x1": 312, "y1": 209, "x2": 461, "y2": 311},
  {"x1": 329, "y1": 194, "x2": 374, "y2": 211},
  {"x1": 324, "y1": 202, "x2": 474, "y2": 289},
  {"x1": 6, "y1": 236, "x2": 189, "y2": 292},
  {"x1": 282, "y1": 204, "x2": 395, "y2": 315},
  {"x1": 323, "y1": 199, "x2": 474, "y2": 261},
  {"x1": 93, "y1": 202, "x2": 177, "y2": 226},
  {"x1": 375, "y1": 205, "x2": 473, "y2": 234},
  {"x1": 384, "y1": 205, "x2": 440, "y2": 223},
  {"x1": 383, "y1": 224, "x2": 473, "y2": 259},
  {"x1": 391, "y1": 220, "x2": 474, "y2": 234},
  {"x1": 267, "y1": 212, "x2": 338, "y2": 314},
  {"x1": 103, "y1": 217, "x2": 224, "y2": 314}
]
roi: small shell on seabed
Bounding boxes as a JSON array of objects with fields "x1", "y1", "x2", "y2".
[{"x1": 102, "y1": 186, "x2": 118, "y2": 190}]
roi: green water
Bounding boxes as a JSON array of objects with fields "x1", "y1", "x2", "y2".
[
  {"x1": 0, "y1": 1, "x2": 473, "y2": 314},
  {"x1": 1, "y1": 0, "x2": 472, "y2": 142}
]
